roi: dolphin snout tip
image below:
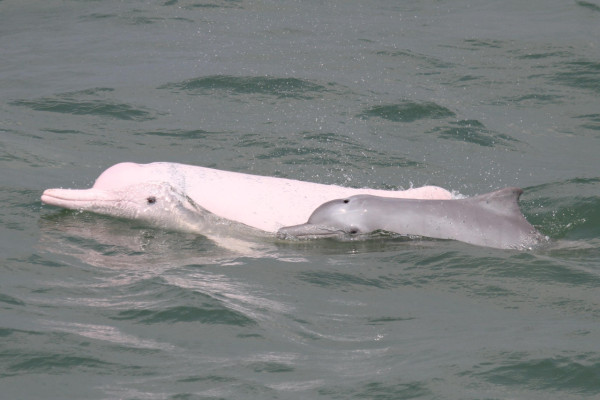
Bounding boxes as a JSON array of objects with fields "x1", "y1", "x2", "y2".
[
  {"x1": 277, "y1": 224, "x2": 344, "y2": 240},
  {"x1": 41, "y1": 188, "x2": 61, "y2": 205},
  {"x1": 40, "y1": 187, "x2": 108, "y2": 209}
]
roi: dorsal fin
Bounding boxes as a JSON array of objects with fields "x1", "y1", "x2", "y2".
[{"x1": 467, "y1": 187, "x2": 524, "y2": 217}]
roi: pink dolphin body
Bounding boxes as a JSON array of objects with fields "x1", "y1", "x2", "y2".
[{"x1": 41, "y1": 162, "x2": 452, "y2": 234}]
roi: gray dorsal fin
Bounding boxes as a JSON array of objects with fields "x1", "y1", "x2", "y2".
[{"x1": 467, "y1": 187, "x2": 524, "y2": 217}]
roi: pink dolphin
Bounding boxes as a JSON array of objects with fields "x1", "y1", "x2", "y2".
[{"x1": 41, "y1": 162, "x2": 452, "y2": 233}]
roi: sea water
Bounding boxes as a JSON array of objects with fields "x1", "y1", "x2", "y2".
[{"x1": 1, "y1": 0, "x2": 599, "y2": 398}]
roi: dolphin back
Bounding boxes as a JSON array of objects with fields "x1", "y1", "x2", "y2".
[{"x1": 464, "y1": 187, "x2": 524, "y2": 216}]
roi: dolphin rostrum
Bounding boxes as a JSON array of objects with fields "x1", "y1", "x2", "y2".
[{"x1": 277, "y1": 188, "x2": 545, "y2": 250}]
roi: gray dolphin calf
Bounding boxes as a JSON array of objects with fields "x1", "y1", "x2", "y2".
[{"x1": 277, "y1": 187, "x2": 545, "y2": 250}]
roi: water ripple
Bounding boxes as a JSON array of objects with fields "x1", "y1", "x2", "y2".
[
  {"x1": 158, "y1": 75, "x2": 338, "y2": 100},
  {"x1": 357, "y1": 101, "x2": 455, "y2": 122},
  {"x1": 112, "y1": 304, "x2": 256, "y2": 326},
  {"x1": 10, "y1": 88, "x2": 157, "y2": 121},
  {"x1": 474, "y1": 352, "x2": 600, "y2": 394},
  {"x1": 429, "y1": 119, "x2": 519, "y2": 148},
  {"x1": 552, "y1": 60, "x2": 600, "y2": 94}
]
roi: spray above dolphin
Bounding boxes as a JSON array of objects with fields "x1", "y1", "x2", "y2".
[{"x1": 277, "y1": 188, "x2": 545, "y2": 249}]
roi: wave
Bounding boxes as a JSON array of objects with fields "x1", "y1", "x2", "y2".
[
  {"x1": 551, "y1": 60, "x2": 600, "y2": 94},
  {"x1": 10, "y1": 88, "x2": 157, "y2": 121},
  {"x1": 357, "y1": 101, "x2": 455, "y2": 123},
  {"x1": 523, "y1": 177, "x2": 600, "y2": 240},
  {"x1": 471, "y1": 352, "x2": 600, "y2": 395},
  {"x1": 429, "y1": 119, "x2": 519, "y2": 148},
  {"x1": 158, "y1": 75, "x2": 339, "y2": 100}
]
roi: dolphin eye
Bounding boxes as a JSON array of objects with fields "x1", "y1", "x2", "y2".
[
  {"x1": 146, "y1": 196, "x2": 157, "y2": 204},
  {"x1": 343, "y1": 199, "x2": 350, "y2": 204},
  {"x1": 349, "y1": 228, "x2": 358, "y2": 234}
]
